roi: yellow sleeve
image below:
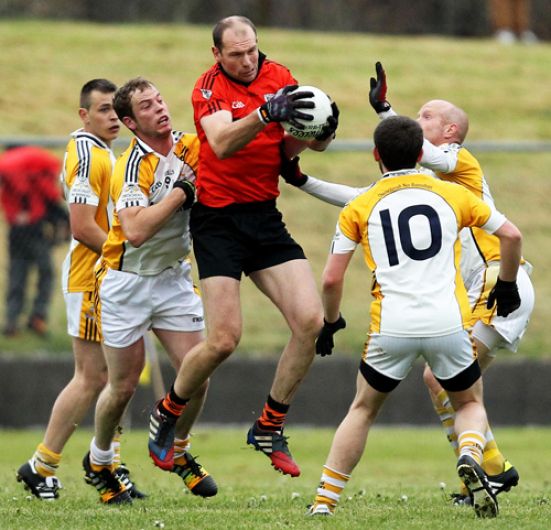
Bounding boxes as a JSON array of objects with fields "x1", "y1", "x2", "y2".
[
  {"x1": 455, "y1": 185, "x2": 493, "y2": 228},
  {"x1": 175, "y1": 133, "x2": 200, "y2": 182},
  {"x1": 338, "y1": 204, "x2": 362, "y2": 243}
]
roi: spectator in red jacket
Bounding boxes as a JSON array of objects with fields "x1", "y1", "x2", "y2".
[{"x1": 0, "y1": 145, "x2": 65, "y2": 336}]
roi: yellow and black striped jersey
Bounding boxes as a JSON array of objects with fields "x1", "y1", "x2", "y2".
[
  {"x1": 334, "y1": 170, "x2": 506, "y2": 337},
  {"x1": 61, "y1": 130, "x2": 114, "y2": 293},
  {"x1": 101, "y1": 131, "x2": 199, "y2": 275}
]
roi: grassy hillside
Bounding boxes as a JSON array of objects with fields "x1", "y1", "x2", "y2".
[{"x1": 0, "y1": 20, "x2": 550, "y2": 357}]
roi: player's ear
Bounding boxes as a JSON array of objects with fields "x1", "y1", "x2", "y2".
[
  {"x1": 373, "y1": 147, "x2": 381, "y2": 162},
  {"x1": 212, "y1": 45, "x2": 221, "y2": 62},
  {"x1": 417, "y1": 148, "x2": 423, "y2": 162},
  {"x1": 79, "y1": 108, "x2": 89, "y2": 124},
  {"x1": 444, "y1": 122, "x2": 457, "y2": 140},
  {"x1": 122, "y1": 115, "x2": 137, "y2": 132}
]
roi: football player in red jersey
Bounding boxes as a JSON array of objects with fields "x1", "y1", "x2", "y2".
[{"x1": 147, "y1": 15, "x2": 338, "y2": 478}]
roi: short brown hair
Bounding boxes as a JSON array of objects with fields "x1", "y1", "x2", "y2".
[{"x1": 113, "y1": 77, "x2": 153, "y2": 121}]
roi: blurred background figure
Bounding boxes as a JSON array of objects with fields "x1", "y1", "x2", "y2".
[
  {"x1": 0, "y1": 145, "x2": 67, "y2": 337},
  {"x1": 488, "y1": 0, "x2": 538, "y2": 44}
]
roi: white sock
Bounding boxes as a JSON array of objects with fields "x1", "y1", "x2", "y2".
[{"x1": 90, "y1": 438, "x2": 115, "y2": 467}]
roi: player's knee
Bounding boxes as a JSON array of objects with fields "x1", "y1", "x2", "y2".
[
  {"x1": 207, "y1": 332, "x2": 240, "y2": 360},
  {"x1": 109, "y1": 378, "x2": 138, "y2": 405},
  {"x1": 350, "y1": 397, "x2": 379, "y2": 425},
  {"x1": 292, "y1": 308, "x2": 323, "y2": 339},
  {"x1": 84, "y1": 372, "x2": 108, "y2": 396},
  {"x1": 72, "y1": 367, "x2": 108, "y2": 397}
]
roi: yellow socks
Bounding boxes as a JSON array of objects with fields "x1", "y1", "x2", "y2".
[
  {"x1": 32, "y1": 443, "x2": 61, "y2": 477},
  {"x1": 313, "y1": 465, "x2": 350, "y2": 513},
  {"x1": 458, "y1": 431, "x2": 485, "y2": 464},
  {"x1": 482, "y1": 428, "x2": 506, "y2": 475},
  {"x1": 433, "y1": 389, "x2": 459, "y2": 455},
  {"x1": 112, "y1": 426, "x2": 122, "y2": 468},
  {"x1": 434, "y1": 390, "x2": 507, "y2": 476}
]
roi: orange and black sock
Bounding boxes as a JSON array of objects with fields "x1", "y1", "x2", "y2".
[
  {"x1": 159, "y1": 384, "x2": 189, "y2": 418},
  {"x1": 258, "y1": 395, "x2": 289, "y2": 432}
]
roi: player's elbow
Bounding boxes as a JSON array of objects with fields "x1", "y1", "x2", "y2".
[
  {"x1": 509, "y1": 228, "x2": 522, "y2": 247},
  {"x1": 308, "y1": 139, "x2": 330, "y2": 152},
  {"x1": 211, "y1": 144, "x2": 233, "y2": 160},
  {"x1": 322, "y1": 271, "x2": 343, "y2": 292},
  {"x1": 71, "y1": 223, "x2": 94, "y2": 249},
  {"x1": 125, "y1": 230, "x2": 147, "y2": 248},
  {"x1": 71, "y1": 226, "x2": 87, "y2": 244},
  {"x1": 499, "y1": 221, "x2": 522, "y2": 245}
]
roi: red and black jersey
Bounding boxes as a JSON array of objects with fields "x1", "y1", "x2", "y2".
[{"x1": 192, "y1": 53, "x2": 297, "y2": 207}]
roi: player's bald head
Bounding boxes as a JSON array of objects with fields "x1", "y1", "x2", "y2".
[
  {"x1": 213, "y1": 15, "x2": 257, "y2": 50},
  {"x1": 425, "y1": 99, "x2": 469, "y2": 143}
]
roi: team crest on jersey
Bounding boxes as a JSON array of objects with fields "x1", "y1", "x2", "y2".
[
  {"x1": 200, "y1": 89, "x2": 212, "y2": 100},
  {"x1": 232, "y1": 100, "x2": 245, "y2": 109}
]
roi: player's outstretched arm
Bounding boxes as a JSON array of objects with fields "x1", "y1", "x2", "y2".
[{"x1": 280, "y1": 153, "x2": 364, "y2": 206}]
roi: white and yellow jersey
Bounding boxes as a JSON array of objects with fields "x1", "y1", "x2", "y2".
[
  {"x1": 61, "y1": 130, "x2": 114, "y2": 293},
  {"x1": 334, "y1": 170, "x2": 506, "y2": 337},
  {"x1": 101, "y1": 131, "x2": 199, "y2": 275},
  {"x1": 421, "y1": 141, "x2": 502, "y2": 279}
]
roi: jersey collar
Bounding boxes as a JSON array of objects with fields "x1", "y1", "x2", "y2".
[
  {"x1": 132, "y1": 132, "x2": 180, "y2": 159},
  {"x1": 71, "y1": 128, "x2": 111, "y2": 151},
  {"x1": 382, "y1": 168, "x2": 421, "y2": 179}
]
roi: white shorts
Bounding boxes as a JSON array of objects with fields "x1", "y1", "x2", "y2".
[
  {"x1": 98, "y1": 261, "x2": 204, "y2": 348},
  {"x1": 363, "y1": 330, "x2": 477, "y2": 381},
  {"x1": 64, "y1": 290, "x2": 100, "y2": 342},
  {"x1": 467, "y1": 263, "x2": 534, "y2": 352}
]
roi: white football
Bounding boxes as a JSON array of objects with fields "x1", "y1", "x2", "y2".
[{"x1": 281, "y1": 85, "x2": 333, "y2": 140}]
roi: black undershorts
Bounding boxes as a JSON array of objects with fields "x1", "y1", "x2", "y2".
[{"x1": 190, "y1": 199, "x2": 306, "y2": 280}]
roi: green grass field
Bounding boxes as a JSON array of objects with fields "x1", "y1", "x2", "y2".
[
  {"x1": 1, "y1": 427, "x2": 550, "y2": 529},
  {"x1": 0, "y1": 20, "x2": 550, "y2": 358}
]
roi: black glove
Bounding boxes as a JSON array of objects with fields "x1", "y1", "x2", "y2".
[
  {"x1": 314, "y1": 101, "x2": 340, "y2": 141},
  {"x1": 486, "y1": 277, "x2": 521, "y2": 317},
  {"x1": 258, "y1": 85, "x2": 315, "y2": 129},
  {"x1": 315, "y1": 315, "x2": 347, "y2": 357},
  {"x1": 173, "y1": 180, "x2": 195, "y2": 209},
  {"x1": 369, "y1": 61, "x2": 391, "y2": 114},
  {"x1": 280, "y1": 154, "x2": 308, "y2": 187}
]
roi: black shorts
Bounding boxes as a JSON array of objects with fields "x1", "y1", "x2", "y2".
[{"x1": 190, "y1": 200, "x2": 306, "y2": 280}]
